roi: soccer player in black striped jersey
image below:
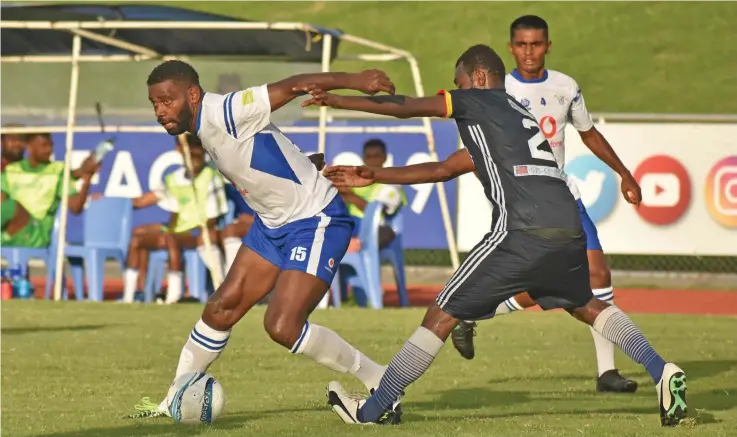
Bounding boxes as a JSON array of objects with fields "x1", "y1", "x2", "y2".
[
  {"x1": 307, "y1": 44, "x2": 687, "y2": 427},
  {"x1": 451, "y1": 15, "x2": 639, "y2": 395}
]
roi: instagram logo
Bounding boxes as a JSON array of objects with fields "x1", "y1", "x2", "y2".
[{"x1": 705, "y1": 156, "x2": 737, "y2": 228}]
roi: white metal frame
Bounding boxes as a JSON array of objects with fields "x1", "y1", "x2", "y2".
[{"x1": 0, "y1": 19, "x2": 461, "y2": 301}]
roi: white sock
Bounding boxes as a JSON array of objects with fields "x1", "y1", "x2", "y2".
[
  {"x1": 591, "y1": 286, "x2": 616, "y2": 376},
  {"x1": 123, "y1": 269, "x2": 139, "y2": 303},
  {"x1": 494, "y1": 296, "x2": 524, "y2": 316},
  {"x1": 166, "y1": 271, "x2": 183, "y2": 304},
  {"x1": 197, "y1": 244, "x2": 225, "y2": 279},
  {"x1": 291, "y1": 322, "x2": 386, "y2": 391},
  {"x1": 223, "y1": 237, "x2": 241, "y2": 273},
  {"x1": 160, "y1": 319, "x2": 231, "y2": 410}
]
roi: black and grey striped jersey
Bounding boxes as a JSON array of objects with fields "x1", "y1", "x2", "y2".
[{"x1": 438, "y1": 88, "x2": 581, "y2": 232}]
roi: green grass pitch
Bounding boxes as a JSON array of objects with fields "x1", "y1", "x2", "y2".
[{"x1": 2, "y1": 301, "x2": 736, "y2": 437}]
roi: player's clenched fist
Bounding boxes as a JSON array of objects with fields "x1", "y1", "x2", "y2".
[
  {"x1": 322, "y1": 165, "x2": 375, "y2": 188},
  {"x1": 620, "y1": 172, "x2": 642, "y2": 206},
  {"x1": 349, "y1": 69, "x2": 396, "y2": 96}
]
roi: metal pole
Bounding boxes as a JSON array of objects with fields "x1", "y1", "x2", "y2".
[
  {"x1": 317, "y1": 33, "x2": 333, "y2": 309},
  {"x1": 406, "y1": 56, "x2": 461, "y2": 270},
  {"x1": 53, "y1": 34, "x2": 82, "y2": 301},
  {"x1": 317, "y1": 33, "x2": 333, "y2": 155},
  {"x1": 177, "y1": 134, "x2": 223, "y2": 290}
]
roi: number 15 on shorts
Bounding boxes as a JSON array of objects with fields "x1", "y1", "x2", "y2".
[{"x1": 290, "y1": 246, "x2": 307, "y2": 262}]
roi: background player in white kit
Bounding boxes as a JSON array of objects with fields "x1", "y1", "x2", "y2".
[
  {"x1": 128, "y1": 61, "x2": 400, "y2": 418},
  {"x1": 451, "y1": 15, "x2": 644, "y2": 393}
]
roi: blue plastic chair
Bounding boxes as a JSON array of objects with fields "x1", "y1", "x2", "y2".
[
  {"x1": 380, "y1": 209, "x2": 409, "y2": 307},
  {"x1": 331, "y1": 202, "x2": 384, "y2": 309},
  {"x1": 51, "y1": 197, "x2": 133, "y2": 302},
  {"x1": 143, "y1": 249, "x2": 208, "y2": 303},
  {"x1": 1, "y1": 208, "x2": 71, "y2": 299},
  {"x1": 143, "y1": 201, "x2": 236, "y2": 303}
]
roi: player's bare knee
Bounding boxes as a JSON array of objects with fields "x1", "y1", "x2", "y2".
[
  {"x1": 203, "y1": 282, "x2": 243, "y2": 330},
  {"x1": 263, "y1": 311, "x2": 302, "y2": 349},
  {"x1": 569, "y1": 297, "x2": 610, "y2": 325},
  {"x1": 420, "y1": 303, "x2": 458, "y2": 341}
]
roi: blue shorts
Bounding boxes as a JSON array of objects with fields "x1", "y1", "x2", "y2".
[
  {"x1": 243, "y1": 195, "x2": 354, "y2": 284},
  {"x1": 576, "y1": 199, "x2": 603, "y2": 251}
]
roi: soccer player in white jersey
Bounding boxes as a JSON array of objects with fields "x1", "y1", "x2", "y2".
[
  {"x1": 127, "y1": 60, "x2": 401, "y2": 419},
  {"x1": 450, "y1": 15, "x2": 644, "y2": 394}
]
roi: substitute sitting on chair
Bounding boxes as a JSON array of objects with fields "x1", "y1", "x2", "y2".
[
  {"x1": 338, "y1": 139, "x2": 406, "y2": 253},
  {"x1": 1, "y1": 132, "x2": 98, "y2": 248},
  {"x1": 121, "y1": 134, "x2": 228, "y2": 304}
]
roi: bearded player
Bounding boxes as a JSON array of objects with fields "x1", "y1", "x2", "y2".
[
  {"x1": 128, "y1": 61, "x2": 402, "y2": 419},
  {"x1": 450, "y1": 15, "x2": 642, "y2": 394}
]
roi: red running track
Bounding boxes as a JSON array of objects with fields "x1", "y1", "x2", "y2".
[{"x1": 28, "y1": 277, "x2": 737, "y2": 316}]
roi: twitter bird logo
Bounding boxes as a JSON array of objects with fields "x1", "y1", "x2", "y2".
[{"x1": 566, "y1": 156, "x2": 617, "y2": 223}]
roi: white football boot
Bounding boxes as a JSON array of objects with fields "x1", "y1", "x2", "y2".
[{"x1": 656, "y1": 363, "x2": 688, "y2": 426}]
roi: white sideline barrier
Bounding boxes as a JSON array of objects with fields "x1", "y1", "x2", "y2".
[{"x1": 457, "y1": 123, "x2": 737, "y2": 256}]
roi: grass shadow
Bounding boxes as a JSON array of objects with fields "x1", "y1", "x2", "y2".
[
  {"x1": 2, "y1": 324, "x2": 109, "y2": 335},
  {"x1": 402, "y1": 405, "x2": 658, "y2": 423},
  {"x1": 484, "y1": 359, "x2": 737, "y2": 386},
  {"x1": 410, "y1": 387, "x2": 532, "y2": 410},
  {"x1": 486, "y1": 374, "x2": 595, "y2": 384},
  {"x1": 406, "y1": 383, "x2": 736, "y2": 424},
  {"x1": 678, "y1": 359, "x2": 737, "y2": 382},
  {"x1": 29, "y1": 407, "x2": 325, "y2": 437}
]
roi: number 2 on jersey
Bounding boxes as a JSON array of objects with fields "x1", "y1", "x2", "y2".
[{"x1": 507, "y1": 99, "x2": 557, "y2": 163}]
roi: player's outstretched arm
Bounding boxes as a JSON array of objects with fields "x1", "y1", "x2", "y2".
[
  {"x1": 569, "y1": 85, "x2": 641, "y2": 205},
  {"x1": 267, "y1": 70, "x2": 395, "y2": 112},
  {"x1": 324, "y1": 149, "x2": 475, "y2": 187},
  {"x1": 578, "y1": 128, "x2": 641, "y2": 205},
  {"x1": 300, "y1": 88, "x2": 447, "y2": 119}
]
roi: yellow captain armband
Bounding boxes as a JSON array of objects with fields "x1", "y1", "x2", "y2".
[{"x1": 436, "y1": 89, "x2": 453, "y2": 118}]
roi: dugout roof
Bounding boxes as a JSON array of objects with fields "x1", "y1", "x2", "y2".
[
  {"x1": 0, "y1": 3, "x2": 462, "y2": 291},
  {"x1": 0, "y1": 3, "x2": 341, "y2": 62}
]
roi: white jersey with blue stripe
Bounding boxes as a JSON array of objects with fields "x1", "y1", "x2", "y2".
[
  {"x1": 195, "y1": 85, "x2": 337, "y2": 228},
  {"x1": 505, "y1": 69, "x2": 596, "y2": 200}
]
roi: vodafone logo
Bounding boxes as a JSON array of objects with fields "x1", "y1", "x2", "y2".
[
  {"x1": 538, "y1": 116, "x2": 558, "y2": 139},
  {"x1": 633, "y1": 155, "x2": 691, "y2": 225}
]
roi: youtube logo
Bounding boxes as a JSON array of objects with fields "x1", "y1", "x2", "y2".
[
  {"x1": 633, "y1": 155, "x2": 691, "y2": 225},
  {"x1": 641, "y1": 173, "x2": 680, "y2": 207}
]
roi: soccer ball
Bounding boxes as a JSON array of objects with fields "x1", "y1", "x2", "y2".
[{"x1": 167, "y1": 371, "x2": 225, "y2": 425}]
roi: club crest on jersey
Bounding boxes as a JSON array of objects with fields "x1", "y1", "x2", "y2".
[
  {"x1": 328, "y1": 258, "x2": 335, "y2": 268},
  {"x1": 520, "y1": 98, "x2": 532, "y2": 110},
  {"x1": 555, "y1": 95, "x2": 566, "y2": 105}
]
